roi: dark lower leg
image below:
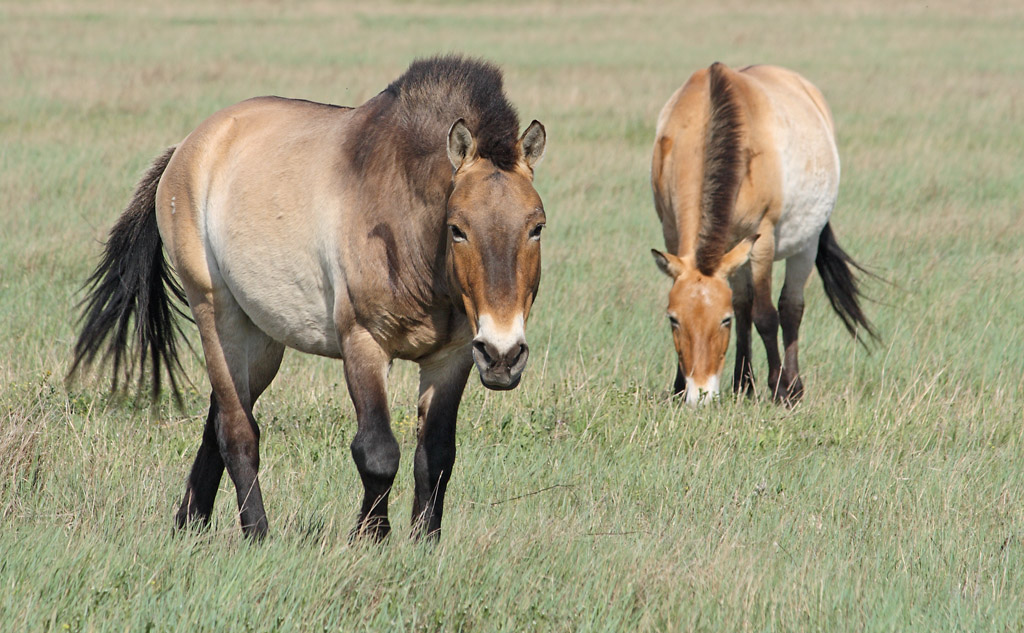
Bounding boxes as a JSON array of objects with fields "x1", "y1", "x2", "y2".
[
  {"x1": 411, "y1": 430, "x2": 455, "y2": 539},
  {"x1": 731, "y1": 269, "x2": 755, "y2": 397},
  {"x1": 733, "y1": 313, "x2": 755, "y2": 396},
  {"x1": 344, "y1": 340, "x2": 399, "y2": 542},
  {"x1": 778, "y1": 294, "x2": 805, "y2": 403},
  {"x1": 218, "y1": 410, "x2": 268, "y2": 540},
  {"x1": 174, "y1": 395, "x2": 225, "y2": 529},
  {"x1": 411, "y1": 367, "x2": 467, "y2": 540},
  {"x1": 753, "y1": 305, "x2": 783, "y2": 401},
  {"x1": 673, "y1": 364, "x2": 687, "y2": 397},
  {"x1": 350, "y1": 424, "x2": 400, "y2": 541}
]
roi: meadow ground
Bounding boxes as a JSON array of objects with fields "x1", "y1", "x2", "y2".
[{"x1": 1, "y1": 0, "x2": 1023, "y2": 630}]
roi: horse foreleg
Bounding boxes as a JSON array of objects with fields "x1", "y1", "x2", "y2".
[
  {"x1": 730, "y1": 265, "x2": 756, "y2": 397},
  {"x1": 343, "y1": 330, "x2": 399, "y2": 542},
  {"x1": 778, "y1": 296, "x2": 805, "y2": 404},
  {"x1": 672, "y1": 364, "x2": 687, "y2": 397},
  {"x1": 411, "y1": 347, "x2": 472, "y2": 540}
]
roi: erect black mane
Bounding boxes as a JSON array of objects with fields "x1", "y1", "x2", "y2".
[{"x1": 383, "y1": 55, "x2": 522, "y2": 170}]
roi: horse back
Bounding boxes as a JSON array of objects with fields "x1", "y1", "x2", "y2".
[
  {"x1": 733, "y1": 65, "x2": 841, "y2": 259},
  {"x1": 155, "y1": 96, "x2": 368, "y2": 358},
  {"x1": 653, "y1": 64, "x2": 839, "y2": 259}
]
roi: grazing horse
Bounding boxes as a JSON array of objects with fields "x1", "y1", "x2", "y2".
[
  {"x1": 650, "y1": 62, "x2": 875, "y2": 406},
  {"x1": 70, "y1": 55, "x2": 548, "y2": 540}
]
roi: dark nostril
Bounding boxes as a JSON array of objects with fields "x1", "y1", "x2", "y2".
[
  {"x1": 508, "y1": 343, "x2": 527, "y2": 367},
  {"x1": 472, "y1": 340, "x2": 493, "y2": 364}
]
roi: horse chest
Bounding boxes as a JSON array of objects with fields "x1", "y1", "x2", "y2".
[{"x1": 353, "y1": 292, "x2": 471, "y2": 361}]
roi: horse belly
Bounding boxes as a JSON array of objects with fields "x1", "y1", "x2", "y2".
[
  {"x1": 772, "y1": 130, "x2": 839, "y2": 261},
  {"x1": 206, "y1": 199, "x2": 343, "y2": 359},
  {"x1": 229, "y1": 263, "x2": 341, "y2": 358},
  {"x1": 772, "y1": 183, "x2": 835, "y2": 261}
]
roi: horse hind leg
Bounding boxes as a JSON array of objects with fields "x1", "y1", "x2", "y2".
[
  {"x1": 777, "y1": 246, "x2": 816, "y2": 404},
  {"x1": 748, "y1": 231, "x2": 785, "y2": 402},
  {"x1": 174, "y1": 393, "x2": 224, "y2": 531},
  {"x1": 343, "y1": 329, "x2": 400, "y2": 542},
  {"x1": 174, "y1": 289, "x2": 284, "y2": 539}
]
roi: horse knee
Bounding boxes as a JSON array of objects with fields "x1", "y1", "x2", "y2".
[
  {"x1": 778, "y1": 295, "x2": 804, "y2": 323},
  {"x1": 753, "y1": 308, "x2": 779, "y2": 338},
  {"x1": 351, "y1": 428, "x2": 400, "y2": 484}
]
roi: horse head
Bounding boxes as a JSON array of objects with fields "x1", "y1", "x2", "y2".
[
  {"x1": 445, "y1": 118, "x2": 546, "y2": 390},
  {"x1": 652, "y1": 235, "x2": 757, "y2": 406}
]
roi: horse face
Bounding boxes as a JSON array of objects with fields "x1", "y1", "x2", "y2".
[
  {"x1": 652, "y1": 240, "x2": 753, "y2": 406},
  {"x1": 446, "y1": 119, "x2": 546, "y2": 390}
]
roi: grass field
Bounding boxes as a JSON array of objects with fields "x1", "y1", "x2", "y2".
[{"x1": 2, "y1": 0, "x2": 1023, "y2": 630}]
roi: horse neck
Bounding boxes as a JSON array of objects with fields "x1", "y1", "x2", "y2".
[{"x1": 693, "y1": 63, "x2": 746, "y2": 276}]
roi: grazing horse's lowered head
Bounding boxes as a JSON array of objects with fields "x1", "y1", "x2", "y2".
[
  {"x1": 652, "y1": 235, "x2": 757, "y2": 407},
  {"x1": 445, "y1": 118, "x2": 546, "y2": 390}
]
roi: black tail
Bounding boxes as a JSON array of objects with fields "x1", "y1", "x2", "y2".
[
  {"x1": 815, "y1": 222, "x2": 879, "y2": 346},
  {"x1": 69, "y1": 146, "x2": 190, "y2": 402}
]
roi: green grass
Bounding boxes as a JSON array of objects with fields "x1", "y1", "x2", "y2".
[{"x1": 2, "y1": 0, "x2": 1024, "y2": 630}]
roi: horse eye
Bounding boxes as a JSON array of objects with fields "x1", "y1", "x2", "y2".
[
  {"x1": 529, "y1": 223, "x2": 545, "y2": 240},
  {"x1": 449, "y1": 224, "x2": 467, "y2": 243},
  {"x1": 668, "y1": 315, "x2": 680, "y2": 329},
  {"x1": 721, "y1": 316, "x2": 733, "y2": 327}
]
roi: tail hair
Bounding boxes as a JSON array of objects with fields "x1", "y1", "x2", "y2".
[
  {"x1": 68, "y1": 146, "x2": 191, "y2": 403},
  {"x1": 815, "y1": 222, "x2": 880, "y2": 346}
]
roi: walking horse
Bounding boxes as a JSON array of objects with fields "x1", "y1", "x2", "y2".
[
  {"x1": 71, "y1": 56, "x2": 548, "y2": 540},
  {"x1": 651, "y1": 62, "x2": 876, "y2": 406}
]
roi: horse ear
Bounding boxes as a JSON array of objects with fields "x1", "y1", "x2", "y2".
[
  {"x1": 519, "y1": 120, "x2": 546, "y2": 168},
  {"x1": 717, "y1": 234, "x2": 759, "y2": 277},
  {"x1": 652, "y1": 249, "x2": 685, "y2": 279},
  {"x1": 447, "y1": 119, "x2": 477, "y2": 170}
]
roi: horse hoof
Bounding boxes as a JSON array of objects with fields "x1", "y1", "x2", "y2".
[
  {"x1": 773, "y1": 373, "x2": 804, "y2": 407},
  {"x1": 350, "y1": 517, "x2": 391, "y2": 544}
]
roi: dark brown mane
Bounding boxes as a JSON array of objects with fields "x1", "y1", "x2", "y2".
[
  {"x1": 349, "y1": 55, "x2": 521, "y2": 180},
  {"x1": 387, "y1": 55, "x2": 521, "y2": 169},
  {"x1": 695, "y1": 62, "x2": 745, "y2": 276}
]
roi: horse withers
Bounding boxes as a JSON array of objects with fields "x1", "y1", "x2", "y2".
[
  {"x1": 70, "y1": 56, "x2": 548, "y2": 541},
  {"x1": 651, "y1": 62, "x2": 876, "y2": 407}
]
